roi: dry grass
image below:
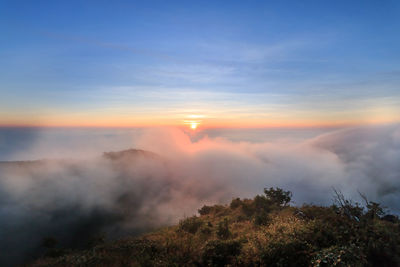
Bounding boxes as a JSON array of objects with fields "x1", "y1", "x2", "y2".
[{"x1": 31, "y1": 189, "x2": 400, "y2": 267}]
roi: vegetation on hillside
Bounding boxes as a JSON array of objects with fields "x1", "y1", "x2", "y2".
[{"x1": 32, "y1": 188, "x2": 400, "y2": 266}]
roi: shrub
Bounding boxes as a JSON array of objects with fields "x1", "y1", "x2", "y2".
[
  {"x1": 241, "y1": 200, "x2": 256, "y2": 217},
  {"x1": 217, "y1": 218, "x2": 231, "y2": 239},
  {"x1": 312, "y1": 244, "x2": 367, "y2": 267},
  {"x1": 299, "y1": 205, "x2": 333, "y2": 220},
  {"x1": 179, "y1": 216, "x2": 203, "y2": 234},
  {"x1": 254, "y1": 210, "x2": 270, "y2": 226},
  {"x1": 199, "y1": 223, "x2": 213, "y2": 236},
  {"x1": 198, "y1": 204, "x2": 228, "y2": 216},
  {"x1": 202, "y1": 240, "x2": 242, "y2": 266},
  {"x1": 230, "y1": 198, "x2": 242, "y2": 209},
  {"x1": 332, "y1": 188, "x2": 363, "y2": 222},
  {"x1": 198, "y1": 205, "x2": 213, "y2": 215},
  {"x1": 254, "y1": 195, "x2": 272, "y2": 212},
  {"x1": 364, "y1": 201, "x2": 384, "y2": 220},
  {"x1": 31, "y1": 188, "x2": 400, "y2": 267},
  {"x1": 260, "y1": 238, "x2": 312, "y2": 267},
  {"x1": 200, "y1": 227, "x2": 212, "y2": 236},
  {"x1": 381, "y1": 214, "x2": 399, "y2": 223},
  {"x1": 235, "y1": 214, "x2": 247, "y2": 222},
  {"x1": 363, "y1": 220, "x2": 400, "y2": 266},
  {"x1": 131, "y1": 240, "x2": 165, "y2": 266}
]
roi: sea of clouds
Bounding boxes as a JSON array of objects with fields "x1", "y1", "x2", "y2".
[{"x1": 0, "y1": 124, "x2": 399, "y2": 265}]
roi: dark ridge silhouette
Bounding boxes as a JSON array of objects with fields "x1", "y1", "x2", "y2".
[{"x1": 102, "y1": 149, "x2": 161, "y2": 161}]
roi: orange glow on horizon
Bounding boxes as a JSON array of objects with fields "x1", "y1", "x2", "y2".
[
  {"x1": 0, "y1": 113, "x2": 399, "y2": 129},
  {"x1": 0, "y1": 120, "x2": 392, "y2": 130}
]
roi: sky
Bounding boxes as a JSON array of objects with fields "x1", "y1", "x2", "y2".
[
  {"x1": 1, "y1": 0, "x2": 400, "y2": 128},
  {"x1": 1, "y1": 3, "x2": 400, "y2": 263}
]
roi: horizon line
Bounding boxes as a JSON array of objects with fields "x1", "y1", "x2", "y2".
[{"x1": 0, "y1": 121, "x2": 398, "y2": 130}]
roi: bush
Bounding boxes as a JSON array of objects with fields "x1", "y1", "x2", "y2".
[
  {"x1": 363, "y1": 220, "x2": 400, "y2": 266},
  {"x1": 199, "y1": 223, "x2": 213, "y2": 236},
  {"x1": 200, "y1": 227, "x2": 212, "y2": 236},
  {"x1": 254, "y1": 210, "x2": 270, "y2": 226},
  {"x1": 230, "y1": 198, "x2": 242, "y2": 209},
  {"x1": 298, "y1": 205, "x2": 335, "y2": 220},
  {"x1": 381, "y1": 214, "x2": 399, "y2": 223},
  {"x1": 254, "y1": 195, "x2": 272, "y2": 212},
  {"x1": 31, "y1": 188, "x2": 400, "y2": 267},
  {"x1": 217, "y1": 218, "x2": 231, "y2": 239},
  {"x1": 198, "y1": 204, "x2": 228, "y2": 216},
  {"x1": 364, "y1": 201, "x2": 384, "y2": 220},
  {"x1": 312, "y1": 244, "x2": 367, "y2": 267},
  {"x1": 202, "y1": 240, "x2": 242, "y2": 266},
  {"x1": 241, "y1": 200, "x2": 256, "y2": 217},
  {"x1": 198, "y1": 205, "x2": 213, "y2": 215},
  {"x1": 260, "y1": 238, "x2": 312, "y2": 267},
  {"x1": 179, "y1": 216, "x2": 203, "y2": 234}
]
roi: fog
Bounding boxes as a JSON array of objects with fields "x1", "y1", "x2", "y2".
[{"x1": 0, "y1": 124, "x2": 399, "y2": 265}]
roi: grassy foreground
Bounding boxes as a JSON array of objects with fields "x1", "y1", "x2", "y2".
[{"x1": 32, "y1": 188, "x2": 400, "y2": 267}]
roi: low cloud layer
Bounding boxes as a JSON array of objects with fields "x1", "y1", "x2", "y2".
[{"x1": 0, "y1": 124, "x2": 400, "y2": 265}]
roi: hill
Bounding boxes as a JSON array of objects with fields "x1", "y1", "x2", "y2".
[
  {"x1": 31, "y1": 188, "x2": 400, "y2": 267},
  {"x1": 0, "y1": 149, "x2": 168, "y2": 266}
]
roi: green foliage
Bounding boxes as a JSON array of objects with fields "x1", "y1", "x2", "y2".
[
  {"x1": 179, "y1": 216, "x2": 203, "y2": 234},
  {"x1": 362, "y1": 220, "x2": 400, "y2": 266},
  {"x1": 312, "y1": 244, "x2": 367, "y2": 267},
  {"x1": 332, "y1": 188, "x2": 364, "y2": 221},
  {"x1": 365, "y1": 201, "x2": 384, "y2": 220},
  {"x1": 234, "y1": 195, "x2": 274, "y2": 225},
  {"x1": 264, "y1": 187, "x2": 292, "y2": 206},
  {"x1": 260, "y1": 238, "x2": 312, "y2": 267},
  {"x1": 241, "y1": 199, "x2": 256, "y2": 217},
  {"x1": 230, "y1": 198, "x2": 242, "y2": 209},
  {"x1": 198, "y1": 204, "x2": 228, "y2": 217},
  {"x1": 239, "y1": 188, "x2": 290, "y2": 220},
  {"x1": 32, "y1": 188, "x2": 400, "y2": 267},
  {"x1": 198, "y1": 205, "x2": 214, "y2": 215},
  {"x1": 217, "y1": 218, "x2": 231, "y2": 239},
  {"x1": 254, "y1": 194, "x2": 272, "y2": 212},
  {"x1": 202, "y1": 240, "x2": 242, "y2": 266},
  {"x1": 199, "y1": 223, "x2": 213, "y2": 236},
  {"x1": 254, "y1": 210, "x2": 270, "y2": 226}
]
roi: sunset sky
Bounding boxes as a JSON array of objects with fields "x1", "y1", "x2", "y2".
[{"x1": 1, "y1": 0, "x2": 400, "y2": 128}]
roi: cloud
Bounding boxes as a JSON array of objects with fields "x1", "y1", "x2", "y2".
[{"x1": 0, "y1": 124, "x2": 400, "y2": 265}]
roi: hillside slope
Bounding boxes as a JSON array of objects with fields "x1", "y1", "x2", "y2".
[
  {"x1": 0, "y1": 149, "x2": 169, "y2": 266},
  {"x1": 32, "y1": 188, "x2": 400, "y2": 267}
]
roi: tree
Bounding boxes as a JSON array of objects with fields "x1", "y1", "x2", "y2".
[{"x1": 264, "y1": 187, "x2": 292, "y2": 206}]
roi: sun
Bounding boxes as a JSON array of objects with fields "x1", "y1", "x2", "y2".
[
  {"x1": 183, "y1": 115, "x2": 203, "y2": 130},
  {"x1": 190, "y1": 122, "x2": 198, "y2": 130},
  {"x1": 183, "y1": 118, "x2": 201, "y2": 130}
]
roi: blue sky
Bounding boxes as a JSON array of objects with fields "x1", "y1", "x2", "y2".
[{"x1": 0, "y1": 0, "x2": 399, "y2": 127}]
